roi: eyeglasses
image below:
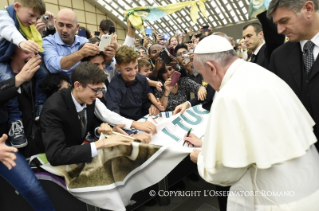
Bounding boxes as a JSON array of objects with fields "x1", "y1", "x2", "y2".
[
  {"x1": 176, "y1": 51, "x2": 188, "y2": 57},
  {"x1": 84, "y1": 83, "x2": 105, "y2": 95}
]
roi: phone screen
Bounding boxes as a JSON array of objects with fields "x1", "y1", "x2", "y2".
[
  {"x1": 145, "y1": 28, "x2": 152, "y2": 37},
  {"x1": 160, "y1": 49, "x2": 172, "y2": 64},
  {"x1": 94, "y1": 31, "x2": 100, "y2": 36}
]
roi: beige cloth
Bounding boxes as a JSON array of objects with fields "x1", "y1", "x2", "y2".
[{"x1": 197, "y1": 59, "x2": 319, "y2": 210}]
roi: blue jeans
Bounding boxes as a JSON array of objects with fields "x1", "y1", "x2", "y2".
[
  {"x1": 0, "y1": 145, "x2": 55, "y2": 211},
  {"x1": 0, "y1": 64, "x2": 48, "y2": 121}
]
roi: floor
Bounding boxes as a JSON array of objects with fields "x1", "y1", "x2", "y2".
[{"x1": 137, "y1": 173, "x2": 220, "y2": 211}]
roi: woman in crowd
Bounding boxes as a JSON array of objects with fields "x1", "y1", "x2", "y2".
[
  {"x1": 168, "y1": 36, "x2": 178, "y2": 56},
  {"x1": 154, "y1": 64, "x2": 206, "y2": 111}
]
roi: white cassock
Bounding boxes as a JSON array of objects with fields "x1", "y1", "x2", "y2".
[{"x1": 197, "y1": 59, "x2": 319, "y2": 210}]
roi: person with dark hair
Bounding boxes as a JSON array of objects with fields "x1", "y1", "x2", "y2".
[
  {"x1": 242, "y1": 11, "x2": 285, "y2": 69},
  {"x1": 174, "y1": 43, "x2": 203, "y2": 85},
  {"x1": 154, "y1": 63, "x2": 206, "y2": 111},
  {"x1": 39, "y1": 72, "x2": 70, "y2": 97},
  {"x1": 96, "y1": 19, "x2": 115, "y2": 41},
  {"x1": 167, "y1": 36, "x2": 178, "y2": 57},
  {"x1": 32, "y1": 62, "x2": 135, "y2": 166},
  {"x1": 268, "y1": 0, "x2": 319, "y2": 151}
]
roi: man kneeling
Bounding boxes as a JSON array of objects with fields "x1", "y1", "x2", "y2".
[{"x1": 33, "y1": 62, "x2": 134, "y2": 166}]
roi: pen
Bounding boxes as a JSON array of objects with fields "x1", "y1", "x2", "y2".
[{"x1": 183, "y1": 128, "x2": 192, "y2": 146}]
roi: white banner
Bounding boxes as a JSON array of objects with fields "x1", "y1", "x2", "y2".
[{"x1": 36, "y1": 105, "x2": 210, "y2": 210}]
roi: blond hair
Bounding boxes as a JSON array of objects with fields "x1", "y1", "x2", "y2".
[{"x1": 115, "y1": 46, "x2": 138, "y2": 66}]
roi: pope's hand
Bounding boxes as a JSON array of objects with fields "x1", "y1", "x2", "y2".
[
  {"x1": 190, "y1": 149, "x2": 201, "y2": 163},
  {"x1": 184, "y1": 133, "x2": 202, "y2": 147}
]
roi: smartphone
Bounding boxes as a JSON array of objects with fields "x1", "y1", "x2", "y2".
[
  {"x1": 99, "y1": 34, "x2": 112, "y2": 51},
  {"x1": 145, "y1": 28, "x2": 152, "y2": 37},
  {"x1": 203, "y1": 25, "x2": 209, "y2": 33},
  {"x1": 78, "y1": 29, "x2": 86, "y2": 38},
  {"x1": 139, "y1": 38, "x2": 144, "y2": 45},
  {"x1": 108, "y1": 26, "x2": 115, "y2": 35},
  {"x1": 195, "y1": 33, "x2": 202, "y2": 38},
  {"x1": 170, "y1": 71, "x2": 181, "y2": 86},
  {"x1": 184, "y1": 30, "x2": 188, "y2": 33},
  {"x1": 159, "y1": 48, "x2": 172, "y2": 64},
  {"x1": 94, "y1": 31, "x2": 100, "y2": 36}
]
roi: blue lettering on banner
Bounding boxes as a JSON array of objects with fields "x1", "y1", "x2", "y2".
[
  {"x1": 180, "y1": 110, "x2": 202, "y2": 125},
  {"x1": 162, "y1": 127, "x2": 180, "y2": 141},
  {"x1": 172, "y1": 117, "x2": 191, "y2": 132}
]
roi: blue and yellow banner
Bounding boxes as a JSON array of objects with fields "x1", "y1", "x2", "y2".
[{"x1": 124, "y1": 0, "x2": 208, "y2": 35}]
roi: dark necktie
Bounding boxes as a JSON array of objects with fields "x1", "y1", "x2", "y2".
[
  {"x1": 250, "y1": 54, "x2": 256, "y2": 63},
  {"x1": 303, "y1": 41, "x2": 315, "y2": 73},
  {"x1": 78, "y1": 108, "x2": 87, "y2": 138}
]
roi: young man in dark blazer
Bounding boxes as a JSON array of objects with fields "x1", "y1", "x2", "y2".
[
  {"x1": 243, "y1": 11, "x2": 285, "y2": 70},
  {"x1": 268, "y1": 0, "x2": 319, "y2": 150},
  {"x1": 33, "y1": 62, "x2": 133, "y2": 166}
]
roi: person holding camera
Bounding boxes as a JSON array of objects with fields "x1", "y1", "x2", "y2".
[
  {"x1": 35, "y1": 11, "x2": 55, "y2": 38},
  {"x1": 154, "y1": 63, "x2": 206, "y2": 111},
  {"x1": 175, "y1": 44, "x2": 203, "y2": 85}
]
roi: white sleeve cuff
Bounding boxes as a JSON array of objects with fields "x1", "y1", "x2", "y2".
[
  {"x1": 90, "y1": 142, "x2": 98, "y2": 157},
  {"x1": 123, "y1": 35, "x2": 135, "y2": 48},
  {"x1": 186, "y1": 101, "x2": 192, "y2": 108},
  {"x1": 94, "y1": 127, "x2": 100, "y2": 138}
]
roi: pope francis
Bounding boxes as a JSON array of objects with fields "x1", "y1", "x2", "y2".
[{"x1": 186, "y1": 35, "x2": 319, "y2": 210}]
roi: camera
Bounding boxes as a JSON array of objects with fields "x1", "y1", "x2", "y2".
[
  {"x1": 183, "y1": 54, "x2": 190, "y2": 64},
  {"x1": 42, "y1": 15, "x2": 49, "y2": 23}
]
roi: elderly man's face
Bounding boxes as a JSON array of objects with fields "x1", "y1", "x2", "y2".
[
  {"x1": 11, "y1": 47, "x2": 35, "y2": 74},
  {"x1": 56, "y1": 13, "x2": 79, "y2": 45},
  {"x1": 272, "y1": 6, "x2": 308, "y2": 42},
  {"x1": 194, "y1": 55, "x2": 221, "y2": 91}
]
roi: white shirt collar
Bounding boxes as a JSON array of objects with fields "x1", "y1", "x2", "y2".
[
  {"x1": 71, "y1": 93, "x2": 87, "y2": 112},
  {"x1": 253, "y1": 42, "x2": 265, "y2": 55},
  {"x1": 300, "y1": 32, "x2": 319, "y2": 52}
]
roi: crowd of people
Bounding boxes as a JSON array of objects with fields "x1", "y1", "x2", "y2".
[{"x1": 1, "y1": 0, "x2": 319, "y2": 210}]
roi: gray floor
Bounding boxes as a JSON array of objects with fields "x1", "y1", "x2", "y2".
[{"x1": 137, "y1": 175, "x2": 220, "y2": 211}]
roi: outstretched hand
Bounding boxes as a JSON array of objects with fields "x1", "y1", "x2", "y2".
[{"x1": 0, "y1": 134, "x2": 18, "y2": 170}]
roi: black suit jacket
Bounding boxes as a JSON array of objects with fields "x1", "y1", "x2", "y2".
[
  {"x1": 270, "y1": 41, "x2": 319, "y2": 149},
  {"x1": 189, "y1": 85, "x2": 215, "y2": 111},
  {"x1": 254, "y1": 11, "x2": 285, "y2": 70},
  {"x1": 33, "y1": 87, "x2": 102, "y2": 166}
]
